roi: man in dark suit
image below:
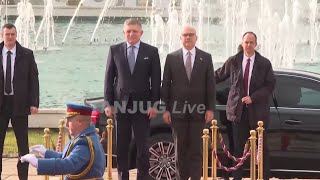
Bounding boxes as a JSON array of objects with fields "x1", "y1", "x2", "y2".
[
  {"x1": 161, "y1": 26, "x2": 215, "y2": 180},
  {"x1": 215, "y1": 32, "x2": 275, "y2": 180},
  {"x1": 0, "y1": 23, "x2": 39, "y2": 180},
  {"x1": 104, "y1": 18, "x2": 161, "y2": 180}
]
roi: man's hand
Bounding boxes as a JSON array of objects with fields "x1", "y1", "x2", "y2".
[
  {"x1": 205, "y1": 110, "x2": 214, "y2": 123},
  {"x1": 241, "y1": 96, "x2": 253, "y2": 104},
  {"x1": 30, "y1": 145, "x2": 47, "y2": 158},
  {"x1": 30, "y1": 106, "x2": 38, "y2": 114},
  {"x1": 163, "y1": 111, "x2": 171, "y2": 124},
  {"x1": 147, "y1": 107, "x2": 157, "y2": 119},
  {"x1": 104, "y1": 106, "x2": 115, "y2": 118},
  {"x1": 20, "y1": 154, "x2": 38, "y2": 168}
]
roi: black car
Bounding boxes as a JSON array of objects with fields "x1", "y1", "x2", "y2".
[{"x1": 85, "y1": 69, "x2": 320, "y2": 179}]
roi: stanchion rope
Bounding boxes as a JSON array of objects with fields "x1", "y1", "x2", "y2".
[
  {"x1": 213, "y1": 149, "x2": 251, "y2": 172},
  {"x1": 217, "y1": 131, "x2": 250, "y2": 162}
]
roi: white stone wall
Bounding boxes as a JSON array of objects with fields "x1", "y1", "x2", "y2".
[{"x1": 8, "y1": 109, "x2": 65, "y2": 128}]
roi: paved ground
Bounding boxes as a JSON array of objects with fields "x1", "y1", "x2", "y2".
[
  {"x1": 2, "y1": 158, "x2": 138, "y2": 180},
  {"x1": 1, "y1": 158, "x2": 313, "y2": 180}
]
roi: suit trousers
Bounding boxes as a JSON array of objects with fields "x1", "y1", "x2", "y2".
[
  {"x1": 171, "y1": 113, "x2": 205, "y2": 180},
  {"x1": 232, "y1": 107, "x2": 270, "y2": 180},
  {"x1": 116, "y1": 99, "x2": 151, "y2": 180},
  {"x1": 0, "y1": 95, "x2": 29, "y2": 180}
]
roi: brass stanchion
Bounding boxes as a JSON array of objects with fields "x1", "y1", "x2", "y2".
[
  {"x1": 210, "y1": 120, "x2": 218, "y2": 180},
  {"x1": 58, "y1": 119, "x2": 66, "y2": 180},
  {"x1": 56, "y1": 119, "x2": 67, "y2": 152},
  {"x1": 95, "y1": 128, "x2": 101, "y2": 139},
  {"x1": 43, "y1": 128, "x2": 50, "y2": 180},
  {"x1": 257, "y1": 121, "x2": 264, "y2": 180},
  {"x1": 106, "y1": 119, "x2": 113, "y2": 180},
  {"x1": 202, "y1": 129, "x2": 209, "y2": 180},
  {"x1": 249, "y1": 130, "x2": 257, "y2": 180}
]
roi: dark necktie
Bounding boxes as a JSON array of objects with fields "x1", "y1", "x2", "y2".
[
  {"x1": 185, "y1": 52, "x2": 192, "y2": 80},
  {"x1": 128, "y1": 46, "x2": 135, "y2": 74},
  {"x1": 5, "y1": 51, "x2": 12, "y2": 94},
  {"x1": 243, "y1": 59, "x2": 250, "y2": 96}
]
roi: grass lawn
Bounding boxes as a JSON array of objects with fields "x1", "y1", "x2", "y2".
[{"x1": 3, "y1": 128, "x2": 66, "y2": 156}]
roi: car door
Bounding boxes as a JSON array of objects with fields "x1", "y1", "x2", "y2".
[
  {"x1": 272, "y1": 74, "x2": 320, "y2": 177},
  {"x1": 215, "y1": 78, "x2": 232, "y2": 150}
]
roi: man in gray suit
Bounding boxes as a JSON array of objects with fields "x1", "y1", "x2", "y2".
[
  {"x1": 104, "y1": 18, "x2": 161, "y2": 180},
  {"x1": 215, "y1": 32, "x2": 275, "y2": 180},
  {"x1": 161, "y1": 26, "x2": 215, "y2": 180}
]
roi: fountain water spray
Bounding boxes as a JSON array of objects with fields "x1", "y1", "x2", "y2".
[
  {"x1": 219, "y1": 0, "x2": 249, "y2": 57},
  {"x1": 62, "y1": 0, "x2": 86, "y2": 44},
  {"x1": 89, "y1": 0, "x2": 117, "y2": 44},
  {"x1": 209, "y1": 0, "x2": 299, "y2": 67},
  {"x1": 309, "y1": 0, "x2": 320, "y2": 62},
  {"x1": 0, "y1": 0, "x2": 9, "y2": 26},
  {"x1": 152, "y1": 14, "x2": 165, "y2": 51},
  {"x1": 166, "y1": 0, "x2": 180, "y2": 53},
  {"x1": 291, "y1": 0, "x2": 301, "y2": 61},
  {"x1": 0, "y1": 1, "x2": 7, "y2": 28},
  {"x1": 197, "y1": 0, "x2": 205, "y2": 50},
  {"x1": 14, "y1": 0, "x2": 36, "y2": 48},
  {"x1": 181, "y1": 0, "x2": 193, "y2": 25},
  {"x1": 83, "y1": 0, "x2": 318, "y2": 68},
  {"x1": 148, "y1": 0, "x2": 213, "y2": 54},
  {"x1": 34, "y1": 0, "x2": 55, "y2": 50}
]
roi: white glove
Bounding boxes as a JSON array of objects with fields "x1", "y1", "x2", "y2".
[
  {"x1": 30, "y1": 145, "x2": 47, "y2": 157},
  {"x1": 20, "y1": 154, "x2": 38, "y2": 168}
]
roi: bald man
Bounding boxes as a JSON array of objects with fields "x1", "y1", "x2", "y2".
[{"x1": 161, "y1": 26, "x2": 215, "y2": 180}]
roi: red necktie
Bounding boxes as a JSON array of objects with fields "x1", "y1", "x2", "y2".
[{"x1": 243, "y1": 59, "x2": 250, "y2": 96}]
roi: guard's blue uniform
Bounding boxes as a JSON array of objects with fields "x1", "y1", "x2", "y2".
[{"x1": 37, "y1": 125, "x2": 106, "y2": 180}]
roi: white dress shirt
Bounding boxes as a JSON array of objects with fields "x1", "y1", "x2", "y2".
[
  {"x1": 182, "y1": 47, "x2": 196, "y2": 69},
  {"x1": 126, "y1": 41, "x2": 140, "y2": 62},
  {"x1": 242, "y1": 53, "x2": 255, "y2": 95},
  {"x1": 2, "y1": 46, "x2": 16, "y2": 95}
]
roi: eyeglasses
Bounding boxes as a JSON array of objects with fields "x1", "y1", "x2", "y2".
[{"x1": 181, "y1": 33, "x2": 196, "y2": 37}]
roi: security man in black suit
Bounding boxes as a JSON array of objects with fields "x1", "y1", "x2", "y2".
[
  {"x1": 0, "y1": 23, "x2": 39, "y2": 180},
  {"x1": 215, "y1": 32, "x2": 275, "y2": 180}
]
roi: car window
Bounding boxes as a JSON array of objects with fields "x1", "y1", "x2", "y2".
[
  {"x1": 216, "y1": 78, "x2": 230, "y2": 105},
  {"x1": 275, "y1": 75, "x2": 320, "y2": 109}
]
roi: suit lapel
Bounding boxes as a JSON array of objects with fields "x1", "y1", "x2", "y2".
[
  {"x1": 12, "y1": 43, "x2": 23, "y2": 84},
  {"x1": 133, "y1": 42, "x2": 144, "y2": 75},
  {"x1": 0, "y1": 43, "x2": 3, "y2": 68},
  {"x1": 177, "y1": 49, "x2": 189, "y2": 82},
  {"x1": 249, "y1": 53, "x2": 261, "y2": 93},
  {"x1": 121, "y1": 42, "x2": 132, "y2": 76},
  {"x1": 0, "y1": 46, "x2": 3, "y2": 73},
  {"x1": 121, "y1": 42, "x2": 127, "y2": 60},
  {"x1": 0, "y1": 45, "x2": 3, "y2": 85},
  {"x1": 190, "y1": 48, "x2": 201, "y2": 83},
  {"x1": 15, "y1": 46, "x2": 22, "y2": 66},
  {"x1": 234, "y1": 53, "x2": 244, "y2": 94}
]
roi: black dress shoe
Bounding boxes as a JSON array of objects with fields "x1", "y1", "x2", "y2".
[{"x1": 118, "y1": 171, "x2": 129, "y2": 180}]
